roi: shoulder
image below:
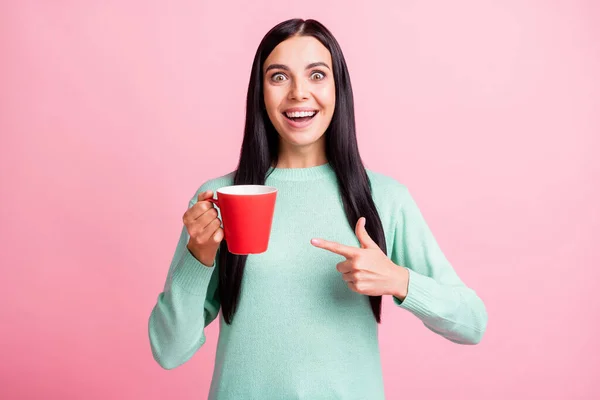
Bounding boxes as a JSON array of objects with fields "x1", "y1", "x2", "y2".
[
  {"x1": 365, "y1": 168, "x2": 410, "y2": 200},
  {"x1": 365, "y1": 168, "x2": 418, "y2": 218},
  {"x1": 188, "y1": 170, "x2": 236, "y2": 206}
]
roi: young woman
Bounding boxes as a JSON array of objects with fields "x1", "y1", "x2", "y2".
[{"x1": 149, "y1": 18, "x2": 487, "y2": 399}]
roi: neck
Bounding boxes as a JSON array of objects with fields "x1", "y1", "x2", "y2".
[
  {"x1": 273, "y1": 158, "x2": 328, "y2": 169},
  {"x1": 273, "y1": 145, "x2": 327, "y2": 169}
]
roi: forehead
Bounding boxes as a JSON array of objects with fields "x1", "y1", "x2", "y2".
[{"x1": 264, "y1": 36, "x2": 332, "y2": 71}]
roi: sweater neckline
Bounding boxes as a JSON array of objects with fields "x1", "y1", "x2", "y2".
[{"x1": 266, "y1": 162, "x2": 335, "y2": 181}]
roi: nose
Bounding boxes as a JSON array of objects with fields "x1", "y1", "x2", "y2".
[{"x1": 288, "y1": 79, "x2": 309, "y2": 101}]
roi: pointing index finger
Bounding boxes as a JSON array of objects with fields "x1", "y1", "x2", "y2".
[{"x1": 311, "y1": 238, "x2": 357, "y2": 259}]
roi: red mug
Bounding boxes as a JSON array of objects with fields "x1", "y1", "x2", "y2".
[{"x1": 207, "y1": 185, "x2": 278, "y2": 255}]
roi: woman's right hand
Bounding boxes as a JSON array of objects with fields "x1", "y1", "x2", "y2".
[{"x1": 183, "y1": 190, "x2": 224, "y2": 267}]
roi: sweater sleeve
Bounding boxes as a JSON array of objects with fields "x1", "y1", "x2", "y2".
[
  {"x1": 390, "y1": 187, "x2": 488, "y2": 345},
  {"x1": 148, "y1": 198, "x2": 221, "y2": 369}
]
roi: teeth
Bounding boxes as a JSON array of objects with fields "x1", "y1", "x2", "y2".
[{"x1": 285, "y1": 111, "x2": 316, "y2": 118}]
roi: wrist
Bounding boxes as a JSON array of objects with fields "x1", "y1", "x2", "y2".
[
  {"x1": 392, "y1": 266, "x2": 409, "y2": 301},
  {"x1": 187, "y1": 244, "x2": 216, "y2": 267}
]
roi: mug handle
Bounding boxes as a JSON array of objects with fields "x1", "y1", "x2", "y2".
[
  {"x1": 207, "y1": 198, "x2": 219, "y2": 207},
  {"x1": 206, "y1": 198, "x2": 226, "y2": 241}
]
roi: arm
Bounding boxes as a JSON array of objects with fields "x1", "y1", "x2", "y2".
[
  {"x1": 391, "y1": 187, "x2": 488, "y2": 345},
  {"x1": 148, "y1": 200, "x2": 221, "y2": 369}
]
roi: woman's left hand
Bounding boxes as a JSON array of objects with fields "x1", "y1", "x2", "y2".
[{"x1": 311, "y1": 217, "x2": 409, "y2": 300}]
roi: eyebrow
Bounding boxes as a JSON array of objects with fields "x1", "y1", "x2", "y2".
[{"x1": 264, "y1": 62, "x2": 331, "y2": 74}]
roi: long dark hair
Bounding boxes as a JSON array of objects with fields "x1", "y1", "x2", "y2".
[{"x1": 218, "y1": 18, "x2": 388, "y2": 324}]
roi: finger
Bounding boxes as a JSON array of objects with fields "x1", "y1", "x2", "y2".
[
  {"x1": 194, "y1": 207, "x2": 220, "y2": 230},
  {"x1": 198, "y1": 190, "x2": 213, "y2": 202},
  {"x1": 355, "y1": 217, "x2": 378, "y2": 249},
  {"x1": 212, "y1": 227, "x2": 225, "y2": 242},
  {"x1": 185, "y1": 203, "x2": 215, "y2": 227},
  {"x1": 187, "y1": 208, "x2": 219, "y2": 239},
  {"x1": 336, "y1": 260, "x2": 353, "y2": 274},
  {"x1": 347, "y1": 281, "x2": 359, "y2": 293},
  {"x1": 185, "y1": 192, "x2": 215, "y2": 222},
  {"x1": 311, "y1": 238, "x2": 357, "y2": 259},
  {"x1": 197, "y1": 218, "x2": 222, "y2": 243},
  {"x1": 341, "y1": 271, "x2": 354, "y2": 283}
]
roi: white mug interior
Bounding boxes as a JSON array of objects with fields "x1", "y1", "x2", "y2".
[{"x1": 217, "y1": 185, "x2": 277, "y2": 195}]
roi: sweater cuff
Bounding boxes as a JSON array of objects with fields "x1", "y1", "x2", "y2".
[
  {"x1": 171, "y1": 247, "x2": 216, "y2": 295},
  {"x1": 392, "y1": 268, "x2": 437, "y2": 319}
]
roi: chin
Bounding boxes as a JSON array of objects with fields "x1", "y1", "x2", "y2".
[
  {"x1": 278, "y1": 128, "x2": 324, "y2": 145},
  {"x1": 282, "y1": 136, "x2": 319, "y2": 147}
]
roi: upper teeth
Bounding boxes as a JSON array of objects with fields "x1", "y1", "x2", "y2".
[{"x1": 286, "y1": 111, "x2": 316, "y2": 118}]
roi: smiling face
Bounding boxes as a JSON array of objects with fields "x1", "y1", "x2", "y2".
[{"x1": 262, "y1": 35, "x2": 336, "y2": 157}]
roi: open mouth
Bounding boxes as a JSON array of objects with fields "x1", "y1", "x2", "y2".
[{"x1": 282, "y1": 110, "x2": 319, "y2": 123}]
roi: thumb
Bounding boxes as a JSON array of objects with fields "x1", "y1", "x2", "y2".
[
  {"x1": 198, "y1": 190, "x2": 213, "y2": 201},
  {"x1": 355, "y1": 217, "x2": 378, "y2": 249}
]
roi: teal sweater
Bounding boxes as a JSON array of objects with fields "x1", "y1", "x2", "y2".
[{"x1": 148, "y1": 163, "x2": 487, "y2": 399}]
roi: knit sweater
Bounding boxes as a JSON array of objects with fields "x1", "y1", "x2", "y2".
[{"x1": 148, "y1": 162, "x2": 487, "y2": 399}]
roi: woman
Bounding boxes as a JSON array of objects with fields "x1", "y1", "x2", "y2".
[{"x1": 148, "y1": 18, "x2": 487, "y2": 399}]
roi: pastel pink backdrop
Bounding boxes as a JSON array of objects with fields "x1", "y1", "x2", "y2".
[{"x1": 1, "y1": 1, "x2": 598, "y2": 399}]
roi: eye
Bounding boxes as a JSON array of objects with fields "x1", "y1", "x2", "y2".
[
  {"x1": 271, "y1": 73, "x2": 287, "y2": 82},
  {"x1": 311, "y1": 71, "x2": 326, "y2": 80}
]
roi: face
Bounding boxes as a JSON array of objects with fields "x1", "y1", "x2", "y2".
[{"x1": 262, "y1": 35, "x2": 336, "y2": 152}]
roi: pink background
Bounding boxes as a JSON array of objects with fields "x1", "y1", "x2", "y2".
[{"x1": 1, "y1": 1, "x2": 598, "y2": 399}]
